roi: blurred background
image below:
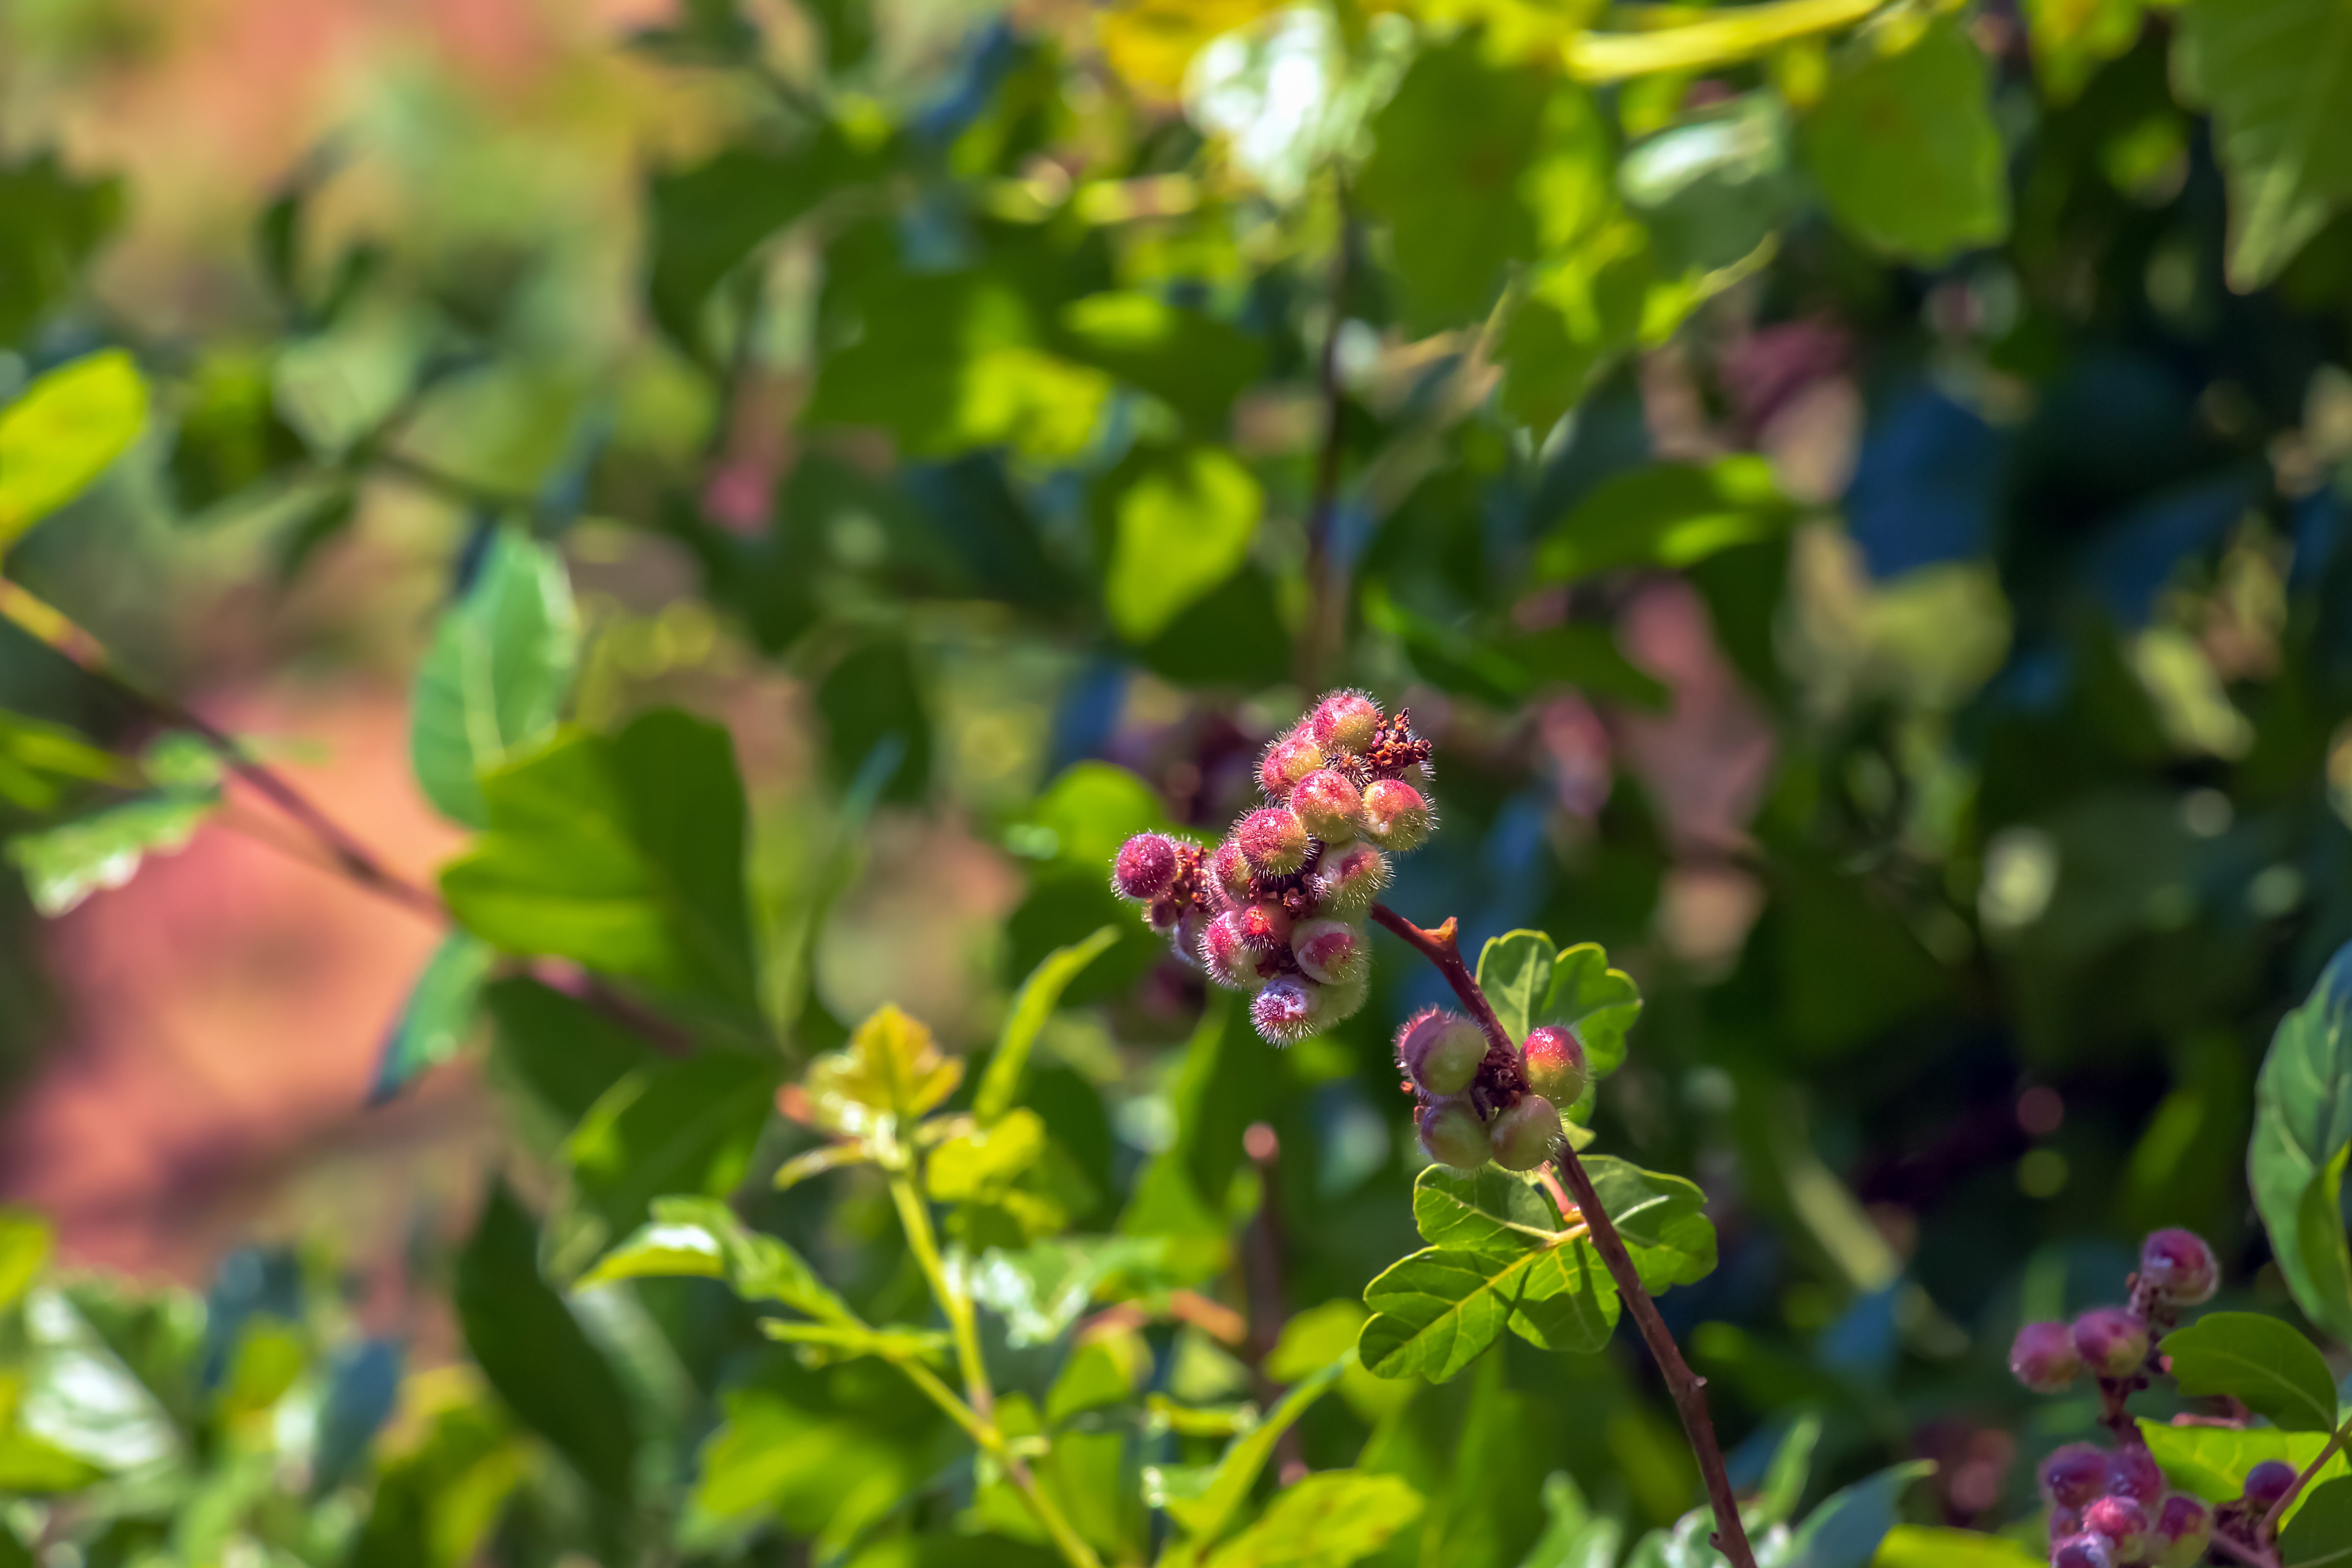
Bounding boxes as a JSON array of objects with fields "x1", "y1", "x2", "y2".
[{"x1": 3, "y1": 0, "x2": 2351, "y2": 1557}]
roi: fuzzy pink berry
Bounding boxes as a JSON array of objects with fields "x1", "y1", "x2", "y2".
[
  {"x1": 2139, "y1": 1229, "x2": 2219, "y2": 1305},
  {"x1": 1292, "y1": 918, "x2": 1366, "y2": 985},
  {"x1": 2151, "y1": 1494, "x2": 2211, "y2": 1568},
  {"x1": 2040, "y1": 1445, "x2": 2110, "y2": 1510},
  {"x1": 1489, "y1": 1094, "x2": 1562, "y2": 1171},
  {"x1": 1112, "y1": 833, "x2": 1179, "y2": 902},
  {"x1": 1235, "y1": 806, "x2": 1309, "y2": 875},
  {"x1": 1259, "y1": 731, "x2": 1325, "y2": 800},
  {"x1": 1291, "y1": 768, "x2": 1365, "y2": 841},
  {"x1": 1418, "y1": 1099, "x2": 1489, "y2": 1170},
  {"x1": 1250, "y1": 975, "x2": 1323, "y2": 1046},
  {"x1": 2082, "y1": 1497, "x2": 2148, "y2": 1561},
  {"x1": 1307, "y1": 839, "x2": 1390, "y2": 915},
  {"x1": 1200, "y1": 911, "x2": 1272, "y2": 992},
  {"x1": 2072, "y1": 1308, "x2": 2150, "y2": 1379},
  {"x1": 1520, "y1": 1025, "x2": 1588, "y2": 1108},
  {"x1": 1396, "y1": 1008, "x2": 1486, "y2": 1097},
  {"x1": 1360, "y1": 778, "x2": 1432, "y2": 852},
  {"x1": 1310, "y1": 689, "x2": 1383, "y2": 756},
  {"x1": 1234, "y1": 900, "x2": 1292, "y2": 951},
  {"x1": 2009, "y1": 1321, "x2": 2083, "y2": 1393},
  {"x1": 2107, "y1": 1446, "x2": 2165, "y2": 1506}
]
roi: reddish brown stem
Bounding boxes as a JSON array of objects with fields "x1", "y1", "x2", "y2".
[{"x1": 1368, "y1": 903, "x2": 1758, "y2": 1568}]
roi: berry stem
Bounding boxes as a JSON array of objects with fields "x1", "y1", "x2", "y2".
[{"x1": 1368, "y1": 903, "x2": 1759, "y2": 1568}]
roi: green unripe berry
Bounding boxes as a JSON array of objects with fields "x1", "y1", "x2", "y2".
[
  {"x1": 1396, "y1": 1008, "x2": 1485, "y2": 1096},
  {"x1": 1520, "y1": 1025, "x2": 1587, "y2": 1107},
  {"x1": 1417, "y1": 1099, "x2": 1489, "y2": 1169},
  {"x1": 1489, "y1": 1094, "x2": 1562, "y2": 1171}
]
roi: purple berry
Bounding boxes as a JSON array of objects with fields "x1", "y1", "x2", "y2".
[
  {"x1": 1112, "y1": 833, "x2": 1179, "y2": 902},
  {"x1": 1396, "y1": 1008, "x2": 1485, "y2": 1096},
  {"x1": 2151, "y1": 1494, "x2": 2211, "y2": 1568},
  {"x1": 1250, "y1": 975, "x2": 1323, "y2": 1046},
  {"x1": 1172, "y1": 906, "x2": 1207, "y2": 967},
  {"x1": 2049, "y1": 1506, "x2": 2083, "y2": 1543},
  {"x1": 1310, "y1": 689, "x2": 1382, "y2": 757},
  {"x1": 1290, "y1": 768, "x2": 1365, "y2": 841},
  {"x1": 2082, "y1": 1496, "x2": 2147, "y2": 1560},
  {"x1": 1360, "y1": 778, "x2": 1432, "y2": 851},
  {"x1": 2072, "y1": 1308, "x2": 2150, "y2": 1379},
  {"x1": 1236, "y1": 806, "x2": 1309, "y2": 875},
  {"x1": 2244, "y1": 1459, "x2": 2298, "y2": 1512},
  {"x1": 1307, "y1": 839, "x2": 1389, "y2": 914},
  {"x1": 1291, "y1": 918, "x2": 1366, "y2": 985},
  {"x1": 1418, "y1": 1099, "x2": 1489, "y2": 1170},
  {"x1": 2139, "y1": 1229, "x2": 2219, "y2": 1305},
  {"x1": 1258, "y1": 731, "x2": 1324, "y2": 800},
  {"x1": 2108, "y1": 1446, "x2": 2165, "y2": 1506},
  {"x1": 2010, "y1": 1321, "x2": 2084, "y2": 1393},
  {"x1": 2051, "y1": 1537, "x2": 2114, "y2": 1568},
  {"x1": 1520, "y1": 1026, "x2": 1588, "y2": 1108},
  {"x1": 2041, "y1": 1445, "x2": 2111, "y2": 1510},
  {"x1": 1489, "y1": 1094, "x2": 1563, "y2": 1171}
]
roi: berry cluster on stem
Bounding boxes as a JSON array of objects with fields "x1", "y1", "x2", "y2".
[
  {"x1": 2010, "y1": 1229, "x2": 2272, "y2": 1567},
  {"x1": 1110, "y1": 690, "x2": 1435, "y2": 1047}
]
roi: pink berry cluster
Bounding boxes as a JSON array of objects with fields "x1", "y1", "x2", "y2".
[
  {"x1": 2011, "y1": 1230, "x2": 2230, "y2": 1567},
  {"x1": 1109, "y1": 690, "x2": 1435, "y2": 1047},
  {"x1": 1398, "y1": 1013, "x2": 1588, "y2": 1172}
]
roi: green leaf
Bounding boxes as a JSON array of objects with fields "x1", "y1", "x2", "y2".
[
  {"x1": 452, "y1": 1181, "x2": 639, "y2": 1500},
  {"x1": 1497, "y1": 219, "x2": 1652, "y2": 433},
  {"x1": 927, "y1": 1108, "x2": 1047, "y2": 1202},
  {"x1": 1101, "y1": 444, "x2": 1263, "y2": 645},
  {"x1": 1357, "y1": 1242, "x2": 1617, "y2": 1382},
  {"x1": 0, "y1": 154, "x2": 121, "y2": 351},
  {"x1": 1542, "y1": 943, "x2": 1643, "y2": 1081},
  {"x1": 2160, "y1": 1312, "x2": 2340, "y2": 1432},
  {"x1": 1162, "y1": 1355, "x2": 1348, "y2": 1546},
  {"x1": 369, "y1": 932, "x2": 495, "y2": 1103},
  {"x1": 2184, "y1": 0, "x2": 2352, "y2": 290},
  {"x1": 1056, "y1": 292, "x2": 1264, "y2": 433},
  {"x1": 1017, "y1": 760, "x2": 1171, "y2": 870},
  {"x1": 0, "y1": 710, "x2": 132, "y2": 812},
  {"x1": 1202, "y1": 1471, "x2": 1423, "y2": 1568},
  {"x1": 7, "y1": 789, "x2": 217, "y2": 916},
  {"x1": 409, "y1": 527, "x2": 578, "y2": 829},
  {"x1": 757, "y1": 1320, "x2": 951, "y2": 1365},
  {"x1": 1582, "y1": 1156, "x2": 1717, "y2": 1292},
  {"x1": 1507, "y1": 622, "x2": 1669, "y2": 711},
  {"x1": 975, "y1": 926, "x2": 1118, "y2": 1124},
  {"x1": 579, "y1": 1195, "x2": 857, "y2": 1326},
  {"x1": 0, "y1": 349, "x2": 147, "y2": 550},
  {"x1": 1535, "y1": 457, "x2": 1798, "y2": 586},
  {"x1": 2251, "y1": 941, "x2": 2352, "y2": 1347},
  {"x1": 1870, "y1": 1528, "x2": 2041, "y2": 1568},
  {"x1": 440, "y1": 708, "x2": 758, "y2": 1014},
  {"x1": 1413, "y1": 1165, "x2": 1565, "y2": 1254},
  {"x1": 1516, "y1": 1471, "x2": 1623, "y2": 1568},
  {"x1": 1800, "y1": 17, "x2": 2009, "y2": 262},
  {"x1": 2282, "y1": 1477, "x2": 2352, "y2": 1567},
  {"x1": 1477, "y1": 930, "x2": 1559, "y2": 1044},
  {"x1": 1749, "y1": 1412, "x2": 1822, "y2": 1529},
  {"x1": 0, "y1": 1211, "x2": 49, "y2": 1311},
  {"x1": 567, "y1": 1051, "x2": 783, "y2": 1237},
  {"x1": 804, "y1": 1004, "x2": 963, "y2": 1139},
  {"x1": 1788, "y1": 1461, "x2": 1935, "y2": 1568},
  {"x1": 2137, "y1": 1418, "x2": 2351, "y2": 1504}
]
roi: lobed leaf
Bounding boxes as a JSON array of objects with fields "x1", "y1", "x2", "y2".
[
  {"x1": 1477, "y1": 930, "x2": 1558, "y2": 1044},
  {"x1": 1357, "y1": 1241, "x2": 1616, "y2": 1383},
  {"x1": 1201, "y1": 1470, "x2": 1422, "y2": 1568}
]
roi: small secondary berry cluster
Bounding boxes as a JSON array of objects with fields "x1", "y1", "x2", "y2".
[
  {"x1": 2010, "y1": 1230, "x2": 2249, "y2": 1567},
  {"x1": 1397, "y1": 1011, "x2": 1587, "y2": 1172},
  {"x1": 1110, "y1": 690, "x2": 1434, "y2": 1047}
]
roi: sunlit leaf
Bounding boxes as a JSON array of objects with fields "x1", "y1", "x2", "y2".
[
  {"x1": 0, "y1": 1211, "x2": 49, "y2": 1311},
  {"x1": 1871, "y1": 1528, "x2": 2041, "y2": 1568},
  {"x1": 580, "y1": 1195, "x2": 858, "y2": 1327},
  {"x1": 0, "y1": 710, "x2": 132, "y2": 812},
  {"x1": 409, "y1": 526, "x2": 578, "y2": 829},
  {"x1": 2021, "y1": 0, "x2": 2145, "y2": 103},
  {"x1": 2185, "y1": 0, "x2": 2352, "y2": 290},
  {"x1": 805, "y1": 1004, "x2": 964, "y2": 1139},
  {"x1": 2250, "y1": 940, "x2": 2352, "y2": 1346},
  {"x1": 7, "y1": 789, "x2": 217, "y2": 916},
  {"x1": 1582, "y1": 1157, "x2": 1717, "y2": 1292},
  {"x1": 1357, "y1": 1240, "x2": 1617, "y2": 1381},
  {"x1": 1101, "y1": 444, "x2": 1263, "y2": 645},
  {"x1": 0, "y1": 349, "x2": 147, "y2": 550},
  {"x1": 1534, "y1": 457, "x2": 1798, "y2": 585},
  {"x1": 370, "y1": 932, "x2": 495, "y2": 1103},
  {"x1": 1202, "y1": 1470, "x2": 1423, "y2": 1568},
  {"x1": 1476, "y1": 929, "x2": 1558, "y2": 1044},
  {"x1": 1161, "y1": 1354, "x2": 1348, "y2": 1545}
]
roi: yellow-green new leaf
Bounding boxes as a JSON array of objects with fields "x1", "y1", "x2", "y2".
[
  {"x1": 805, "y1": 1004, "x2": 963, "y2": 1139},
  {"x1": 0, "y1": 350, "x2": 147, "y2": 551},
  {"x1": 577, "y1": 1195, "x2": 858, "y2": 1328},
  {"x1": 1203, "y1": 1471, "x2": 1423, "y2": 1568}
]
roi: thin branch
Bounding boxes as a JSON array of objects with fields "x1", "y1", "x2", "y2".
[
  {"x1": 2207, "y1": 1524, "x2": 2280, "y2": 1568},
  {"x1": 1368, "y1": 902, "x2": 1759, "y2": 1568}
]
